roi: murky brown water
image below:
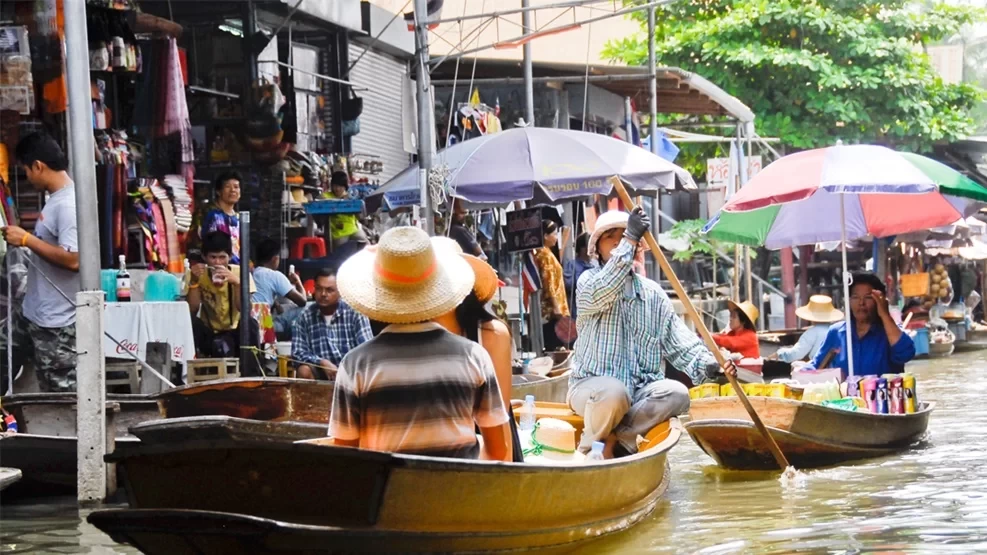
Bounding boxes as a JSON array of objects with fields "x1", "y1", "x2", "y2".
[{"x1": 1, "y1": 352, "x2": 983, "y2": 554}]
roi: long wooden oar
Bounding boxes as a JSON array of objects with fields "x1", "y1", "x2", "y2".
[{"x1": 610, "y1": 177, "x2": 791, "y2": 471}]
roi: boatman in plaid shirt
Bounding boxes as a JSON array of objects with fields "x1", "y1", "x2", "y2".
[
  {"x1": 292, "y1": 268, "x2": 373, "y2": 380},
  {"x1": 568, "y1": 208, "x2": 734, "y2": 457}
]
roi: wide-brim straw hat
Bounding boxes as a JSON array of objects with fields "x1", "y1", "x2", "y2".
[
  {"x1": 588, "y1": 210, "x2": 629, "y2": 258},
  {"x1": 431, "y1": 236, "x2": 500, "y2": 303},
  {"x1": 796, "y1": 295, "x2": 844, "y2": 323},
  {"x1": 337, "y1": 226, "x2": 475, "y2": 324},
  {"x1": 727, "y1": 300, "x2": 760, "y2": 328},
  {"x1": 522, "y1": 418, "x2": 586, "y2": 466}
]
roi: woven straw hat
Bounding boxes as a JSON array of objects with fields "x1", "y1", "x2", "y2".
[
  {"x1": 796, "y1": 295, "x2": 844, "y2": 323},
  {"x1": 521, "y1": 418, "x2": 586, "y2": 466},
  {"x1": 727, "y1": 300, "x2": 760, "y2": 328},
  {"x1": 431, "y1": 236, "x2": 500, "y2": 303},
  {"x1": 588, "y1": 210, "x2": 629, "y2": 258},
  {"x1": 337, "y1": 227, "x2": 475, "y2": 324}
]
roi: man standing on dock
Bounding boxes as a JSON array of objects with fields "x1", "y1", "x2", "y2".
[
  {"x1": 568, "y1": 208, "x2": 728, "y2": 457},
  {"x1": 1, "y1": 133, "x2": 80, "y2": 392}
]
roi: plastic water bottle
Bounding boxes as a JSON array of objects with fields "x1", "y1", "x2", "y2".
[
  {"x1": 519, "y1": 395, "x2": 536, "y2": 431},
  {"x1": 587, "y1": 441, "x2": 605, "y2": 461}
]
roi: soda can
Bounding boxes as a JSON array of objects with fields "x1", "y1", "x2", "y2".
[
  {"x1": 887, "y1": 376, "x2": 904, "y2": 414},
  {"x1": 876, "y1": 378, "x2": 889, "y2": 414},
  {"x1": 845, "y1": 375, "x2": 864, "y2": 398},
  {"x1": 902, "y1": 373, "x2": 917, "y2": 413},
  {"x1": 2, "y1": 412, "x2": 17, "y2": 433},
  {"x1": 860, "y1": 377, "x2": 879, "y2": 412}
]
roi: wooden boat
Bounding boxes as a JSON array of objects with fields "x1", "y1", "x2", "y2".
[
  {"x1": 0, "y1": 467, "x2": 22, "y2": 491},
  {"x1": 101, "y1": 404, "x2": 680, "y2": 553},
  {"x1": 153, "y1": 378, "x2": 333, "y2": 423},
  {"x1": 511, "y1": 370, "x2": 570, "y2": 403},
  {"x1": 685, "y1": 396, "x2": 934, "y2": 470},
  {"x1": 954, "y1": 339, "x2": 987, "y2": 353},
  {"x1": 129, "y1": 415, "x2": 327, "y2": 446},
  {"x1": 0, "y1": 393, "x2": 158, "y2": 491},
  {"x1": 757, "y1": 328, "x2": 804, "y2": 359}
]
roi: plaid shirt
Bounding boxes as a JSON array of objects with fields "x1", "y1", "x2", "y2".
[
  {"x1": 570, "y1": 239, "x2": 716, "y2": 393},
  {"x1": 291, "y1": 301, "x2": 373, "y2": 366}
]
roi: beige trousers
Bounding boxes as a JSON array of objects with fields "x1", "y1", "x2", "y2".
[{"x1": 568, "y1": 376, "x2": 690, "y2": 453}]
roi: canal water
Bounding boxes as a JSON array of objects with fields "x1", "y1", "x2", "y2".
[{"x1": 1, "y1": 352, "x2": 983, "y2": 554}]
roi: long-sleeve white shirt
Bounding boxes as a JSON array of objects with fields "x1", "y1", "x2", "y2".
[{"x1": 775, "y1": 323, "x2": 831, "y2": 363}]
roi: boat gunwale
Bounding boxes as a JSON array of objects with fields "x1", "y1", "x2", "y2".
[
  {"x1": 149, "y1": 377, "x2": 332, "y2": 399},
  {"x1": 690, "y1": 396, "x2": 936, "y2": 423}
]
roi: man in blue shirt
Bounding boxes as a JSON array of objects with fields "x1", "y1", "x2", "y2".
[{"x1": 810, "y1": 273, "x2": 915, "y2": 376}]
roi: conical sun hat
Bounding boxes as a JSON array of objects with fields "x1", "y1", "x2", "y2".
[
  {"x1": 795, "y1": 295, "x2": 844, "y2": 323},
  {"x1": 727, "y1": 300, "x2": 760, "y2": 328},
  {"x1": 337, "y1": 227, "x2": 475, "y2": 324},
  {"x1": 587, "y1": 210, "x2": 629, "y2": 258},
  {"x1": 431, "y1": 236, "x2": 500, "y2": 303}
]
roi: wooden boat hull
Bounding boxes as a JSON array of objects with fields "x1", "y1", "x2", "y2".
[
  {"x1": 106, "y1": 420, "x2": 679, "y2": 552},
  {"x1": 926, "y1": 342, "x2": 955, "y2": 358},
  {"x1": 88, "y1": 507, "x2": 627, "y2": 555},
  {"x1": 0, "y1": 467, "x2": 22, "y2": 491},
  {"x1": 0, "y1": 393, "x2": 157, "y2": 492},
  {"x1": 953, "y1": 340, "x2": 987, "y2": 353},
  {"x1": 153, "y1": 378, "x2": 333, "y2": 423},
  {"x1": 685, "y1": 396, "x2": 933, "y2": 470},
  {"x1": 511, "y1": 371, "x2": 570, "y2": 403},
  {"x1": 129, "y1": 416, "x2": 328, "y2": 445}
]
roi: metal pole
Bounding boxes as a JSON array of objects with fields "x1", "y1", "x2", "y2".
[
  {"x1": 647, "y1": 7, "x2": 658, "y2": 156},
  {"x1": 647, "y1": 7, "x2": 660, "y2": 277},
  {"x1": 240, "y1": 212, "x2": 252, "y2": 373},
  {"x1": 840, "y1": 195, "x2": 855, "y2": 377},
  {"x1": 65, "y1": 0, "x2": 105, "y2": 502},
  {"x1": 413, "y1": 0, "x2": 436, "y2": 235},
  {"x1": 521, "y1": 0, "x2": 535, "y2": 125}
]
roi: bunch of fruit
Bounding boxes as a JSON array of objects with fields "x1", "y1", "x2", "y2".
[{"x1": 921, "y1": 264, "x2": 953, "y2": 309}]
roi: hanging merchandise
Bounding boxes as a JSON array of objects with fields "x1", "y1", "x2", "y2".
[
  {"x1": 340, "y1": 86, "x2": 363, "y2": 138},
  {"x1": 246, "y1": 79, "x2": 288, "y2": 165}
]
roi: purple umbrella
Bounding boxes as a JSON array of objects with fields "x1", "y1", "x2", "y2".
[{"x1": 366, "y1": 127, "x2": 695, "y2": 211}]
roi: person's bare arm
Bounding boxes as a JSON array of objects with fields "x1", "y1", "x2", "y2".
[
  {"x1": 873, "y1": 290, "x2": 903, "y2": 346},
  {"x1": 286, "y1": 289, "x2": 307, "y2": 307},
  {"x1": 481, "y1": 322, "x2": 514, "y2": 455},
  {"x1": 2, "y1": 226, "x2": 79, "y2": 271},
  {"x1": 479, "y1": 422, "x2": 510, "y2": 461},
  {"x1": 186, "y1": 264, "x2": 205, "y2": 314}
]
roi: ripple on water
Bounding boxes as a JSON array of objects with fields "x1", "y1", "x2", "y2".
[{"x1": 578, "y1": 353, "x2": 987, "y2": 553}]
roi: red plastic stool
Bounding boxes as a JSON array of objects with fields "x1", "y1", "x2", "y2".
[
  {"x1": 291, "y1": 237, "x2": 327, "y2": 259},
  {"x1": 303, "y1": 279, "x2": 315, "y2": 296}
]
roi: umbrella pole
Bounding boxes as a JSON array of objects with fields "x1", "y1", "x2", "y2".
[
  {"x1": 840, "y1": 194, "x2": 855, "y2": 377},
  {"x1": 609, "y1": 177, "x2": 791, "y2": 471}
]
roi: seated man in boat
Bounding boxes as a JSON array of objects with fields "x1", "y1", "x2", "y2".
[
  {"x1": 712, "y1": 300, "x2": 761, "y2": 359},
  {"x1": 291, "y1": 268, "x2": 373, "y2": 380},
  {"x1": 329, "y1": 227, "x2": 511, "y2": 461},
  {"x1": 808, "y1": 273, "x2": 915, "y2": 376},
  {"x1": 768, "y1": 295, "x2": 843, "y2": 364},
  {"x1": 569, "y1": 209, "x2": 733, "y2": 457}
]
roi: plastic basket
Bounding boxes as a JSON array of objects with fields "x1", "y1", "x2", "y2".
[{"x1": 900, "y1": 273, "x2": 930, "y2": 298}]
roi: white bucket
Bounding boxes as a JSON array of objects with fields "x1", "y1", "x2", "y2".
[{"x1": 275, "y1": 341, "x2": 292, "y2": 356}]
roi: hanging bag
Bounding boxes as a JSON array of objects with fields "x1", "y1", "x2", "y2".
[{"x1": 341, "y1": 86, "x2": 362, "y2": 137}]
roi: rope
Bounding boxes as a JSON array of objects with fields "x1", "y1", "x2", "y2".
[{"x1": 521, "y1": 421, "x2": 577, "y2": 457}]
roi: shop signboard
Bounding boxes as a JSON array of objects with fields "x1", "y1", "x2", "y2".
[{"x1": 506, "y1": 207, "x2": 543, "y2": 253}]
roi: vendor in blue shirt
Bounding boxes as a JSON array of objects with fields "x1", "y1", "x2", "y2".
[{"x1": 810, "y1": 273, "x2": 915, "y2": 376}]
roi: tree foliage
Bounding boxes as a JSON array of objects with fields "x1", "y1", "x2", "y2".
[{"x1": 604, "y1": 0, "x2": 985, "y2": 153}]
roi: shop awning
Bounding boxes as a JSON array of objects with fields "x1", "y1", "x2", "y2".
[{"x1": 430, "y1": 59, "x2": 755, "y2": 122}]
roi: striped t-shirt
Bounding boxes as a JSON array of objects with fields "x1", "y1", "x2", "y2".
[{"x1": 329, "y1": 322, "x2": 509, "y2": 459}]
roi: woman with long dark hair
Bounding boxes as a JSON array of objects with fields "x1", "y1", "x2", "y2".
[
  {"x1": 532, "y1": 219, "x2": 569, "y2": 351},
  {"x1": 432, "y1": 238, "x2": 524, "y2": 462}
]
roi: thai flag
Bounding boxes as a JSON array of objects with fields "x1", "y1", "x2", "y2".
[{"x1": 521, "y1": 250, "x2": 541, "y2": 310}]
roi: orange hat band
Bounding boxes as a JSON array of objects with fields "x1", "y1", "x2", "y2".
[{"x1": 375, "y1": 261, "x2": 437, "y2": 285}]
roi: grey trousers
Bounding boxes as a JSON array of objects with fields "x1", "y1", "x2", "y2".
[{"x1": 568, "y1": 376, "x2": 690, "y2": 453}]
